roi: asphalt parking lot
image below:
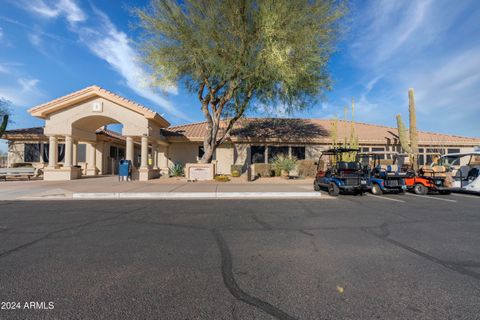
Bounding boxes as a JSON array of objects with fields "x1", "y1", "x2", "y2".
[{"x1": 0, "y1": 193, "x2": 479, "y2": 319}]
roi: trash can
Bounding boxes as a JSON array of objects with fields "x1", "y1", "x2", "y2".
[{"x1": 118, "y1": 160, "x2": 132, "y2": 181}]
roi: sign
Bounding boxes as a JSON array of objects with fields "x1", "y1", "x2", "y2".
[
  {"x1": 189, "y1": 166, "x2": 212, "y2": 181},
  {"x1": 92, "y1": 102, "x2": 103, "y2": 112}
]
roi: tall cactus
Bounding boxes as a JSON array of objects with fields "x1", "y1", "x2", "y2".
[
  {"x1": 396, "y1": 88, "x2": 419, "y2": 172},
  {"x1": 0, "y1": 114, "x2": 8, "y2": 139},
  {"x1": 408, "y1": 88, "x2": 419, "y2": 171}
]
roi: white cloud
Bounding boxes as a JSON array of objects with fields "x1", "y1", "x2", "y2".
[
  {"x1": 24, "y1": 0, "x2": 86, "y2": 23},
  {"x1": 0, "y1": 27, "x2": 3, "y2": 40},
  {"x1": 0, "y1": 77, "x2": 46, "y2": 107},
  {"x1": 17, "y1": 0, "x2": 188, "y2": 121},
  {"x1": 342, "y1": 0, "x2": 480, "y2": 137}
]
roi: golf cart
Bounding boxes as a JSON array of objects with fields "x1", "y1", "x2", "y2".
[
  {"x1": 357, "y1": 152, "x2": 407, "y2": 195},
  {"x1": 394, "y1": 153, "x2": 450, "y2": 195},
  {"x1": 439, "y1": 149, "x2": 480, "y2": 194},
  {"x1": 314, "y1": 148, "x2": 370, "y2": 196}
]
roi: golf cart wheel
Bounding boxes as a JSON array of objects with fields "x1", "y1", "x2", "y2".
[
  {"x1": 414, "y1": 183, "x2": 428, "y2": 195},
  {"x1": 314, "y1": 181, "x2": 321, "y2": 191},
  {"x1": 328, "y1": 183, "x2": 340, "y2": 196},
  {"x1": 371, "y1": 183, "x2": 382, "y2": 195}
]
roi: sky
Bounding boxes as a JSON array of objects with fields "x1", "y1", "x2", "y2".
[{"x1": 0, "y1": 0, "x2": 479, "y2": 152}]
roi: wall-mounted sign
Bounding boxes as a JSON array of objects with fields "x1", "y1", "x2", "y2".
[{"x1": 92, "y1": 102, "x2": 103, "y2": 112}]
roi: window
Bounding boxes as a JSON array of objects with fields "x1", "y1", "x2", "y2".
[
  {"x1": 447, "y1": 148, "x2": 460, "y2": 154},
  {"x1": 77, "y1": 144, "x2": 86, "y2": 162},
  {"x1": 250, "y1": 146, "x2": 265, "y2": 164},
  {"x1": 371, "y1": 147, "x2": 385, "y2": 160},
  {"x1": 418, "y1": 154, "x2": 425, "y2": 165},
  {"x1": 110, "y1": 146, "x2": 118, "y2": 158},
  {"x1": 42, "y1": 144, "x2": 65, "y2": 162},
  {"x1": 360, "y1": 147, "x2": 370, "y2": 153},
  {"x1": 24, "y1": 143, "x2": 40, "y2": 162},
  {"x1": 198, "y1": 146, "x2": 205, "y2": 158},
  {"x1": 291, "y1": 146, "x2": 306, "y2": 160},
  {"x1": 268, "y1": 146, "x2": 289, "y2": 162}
]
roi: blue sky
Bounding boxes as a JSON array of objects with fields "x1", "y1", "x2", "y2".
[{"x1": 1, "y1": 0, "x2": 479, "y2": 152}]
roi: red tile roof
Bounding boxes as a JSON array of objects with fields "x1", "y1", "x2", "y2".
[{"x1": 162, "y1": 118, "x2": 480, "y2": 146}]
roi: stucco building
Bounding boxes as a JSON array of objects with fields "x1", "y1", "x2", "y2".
[{"x1": 3, "y1": 86, "x2": 480, "y2": 180}]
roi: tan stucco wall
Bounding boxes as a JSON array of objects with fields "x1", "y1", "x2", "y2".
[
  {"x1": 43, "y1": 97, "x2": 164, "y2": 140},
  {"x1": 168, "y1": 142, "x2": 201, "y2": 166}
]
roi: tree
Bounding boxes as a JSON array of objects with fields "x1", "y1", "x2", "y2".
[
  {"x1": 137, "y1": 0, "x2": 346, "y2": 162},
  {"x1": 0, "y1": 98, "x2": 11, "y2": 140}
]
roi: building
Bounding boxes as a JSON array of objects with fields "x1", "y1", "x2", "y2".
[{"x1": 3, "y1": 86, "x2": 480, "y2": 179}]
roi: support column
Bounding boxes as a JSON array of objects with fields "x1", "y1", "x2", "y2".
[
  {"x1": 48, "y1": 135, "x2": 58, "y2": 168},
  {"x1": 87, "y1": 142, "x2": 97, "y2": 176},
  {"x1": 39, "y1": 142, "x2": 45, "y2": 164},
  {"x1": 152, "y1": 141, "x2": 159, "y2": 170},
  {"x1": 139, "y1": 135, "x2": 151, "y2": 181},
  {"x1": 64, "y1": 135, "x2": 73, "y2": 168},
  {"x1": 72, "y1": 140, "x2": 78, "y2": 166},
  {"x1": 140, "y1": 136, "x2": 148, "y2": 169},
  {"x1": 126, "y1": 136, "x2": 134, "y2": 162}
]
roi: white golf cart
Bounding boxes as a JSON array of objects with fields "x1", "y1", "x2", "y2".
[{"x1": 439, "y1": 149, "x2": 480, "y2": 193}]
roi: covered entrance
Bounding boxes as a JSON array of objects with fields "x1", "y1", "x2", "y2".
[{"x1": 28, "y1": 86, "x2": 170, "y2": 181}]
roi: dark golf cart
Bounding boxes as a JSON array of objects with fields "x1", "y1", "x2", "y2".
[
  {"x1": 393, "y1": 153, "x2": 450, "y2": 195},
  {"x1": 314, "y1": 148, "x2": 370, "y2": 196},
  {"x1": 357, "y1": 152, "x2": 407, "y2": 195}
]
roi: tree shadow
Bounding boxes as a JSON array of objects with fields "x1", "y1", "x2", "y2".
[{"x1": 231, "y1": 118, "x2": 329, "y2": 142}]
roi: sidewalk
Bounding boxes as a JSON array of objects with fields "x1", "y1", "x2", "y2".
[{"x1": 0, "y1": 176, "x2": 324, "y2": 200}]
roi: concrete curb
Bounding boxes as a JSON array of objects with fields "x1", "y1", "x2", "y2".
[{"x1": 71, "y1": 192, "x2": 322, "y2": 200}]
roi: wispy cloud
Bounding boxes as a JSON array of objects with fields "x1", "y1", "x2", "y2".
[
  {"x1": 16, "y1": 0, "x2": 188, "y2": 120},
  {"x1": 0, "y1": 77, "x2": 46, "y2": 107},
  {"x1": 341, "y1": 0, "x2": 480, "y2": 136}
]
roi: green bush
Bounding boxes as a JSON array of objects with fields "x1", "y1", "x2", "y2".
[
  {"x1": 271, "y1": 154, "x2": 297, "y2": 173},
  {"x1": 297, "y1": 160, "x2": 317, "y2": 177},
  {"x1": 215, "y1": 174, "x2": 230, "y2": 182},
  {"x1": 169, "y1": 163, "x2": 184, "y2": 177},
  {"x1": 230, "y1": 164, "x2": 243, "y2": 177},
  {"x1": 251, "y1": 163, "x2": 271, "y2": 177}
]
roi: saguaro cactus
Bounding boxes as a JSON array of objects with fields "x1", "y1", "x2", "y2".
[
  {"x1": 0, "y1": 114, "x2": 8, "y2": 139},
  {"x1": 408, "y1": 88, "x2": 419, "y2": 171},
  {"x1": 396, "y1": 88, "x2": 419, "y2": 172}
]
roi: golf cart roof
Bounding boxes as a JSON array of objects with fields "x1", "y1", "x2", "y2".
[
  {"x1": 321, "y1": 148, "x2": 359, "y2": 155},
  {"x1": 440, "y1": 151, "x2": 480, "y2": 158}
]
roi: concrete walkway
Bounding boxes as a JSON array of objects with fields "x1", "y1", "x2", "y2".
[{"x1": 0, "y1": 176, "x2": 323, "y2": 200}]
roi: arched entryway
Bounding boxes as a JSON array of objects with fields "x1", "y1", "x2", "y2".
[{"x1": 28, "y1": 85, "x2": 170, "y2": 181}]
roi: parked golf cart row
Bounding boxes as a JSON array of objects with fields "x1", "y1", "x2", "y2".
[{"x1": 313, "y1": 148, "x2": 480, "y2": 196}]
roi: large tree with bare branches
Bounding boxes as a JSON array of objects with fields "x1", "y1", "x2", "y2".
[{"x1": 137, "y1": 0, "x2": 346, "y2": 162}]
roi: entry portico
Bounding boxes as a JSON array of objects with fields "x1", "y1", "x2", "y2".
[{"x1": 28, "y1": 85, "x2": 170, "y2": 181}]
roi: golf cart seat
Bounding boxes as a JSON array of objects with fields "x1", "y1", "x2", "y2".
[
  {"x1": 467, "y1": 167, "x2": 479, "y2": 181},
  {"x1": 337, "y1": 162, "x2": 348, "y2": 170},
  {"x1": 347, "y1": 162, "x2": 361, "y2": 170}
]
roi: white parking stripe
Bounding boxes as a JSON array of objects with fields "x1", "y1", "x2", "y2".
[
  {"x1": 368, "y1": 194, "x2": 406, "y2": 203},
  {"x1": 452, "y1": 193, "x2": 480, "y2": 199},
  {"x1": 406, "y1": 193, "x2": 457, "y2": 203}
]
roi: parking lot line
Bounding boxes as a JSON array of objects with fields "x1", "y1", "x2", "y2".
[
  {"x1": 406, "y1": 193, "x2": 457, "y2": 203},
  {"x1": 451, "y1": 193, "x2": 480, "y2": 199},
  {"x1": 368, "y1": 194, "x2": 406, "y2": 203}
]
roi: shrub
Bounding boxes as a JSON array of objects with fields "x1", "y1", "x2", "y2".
[
  {"x1": 169, "y1": 163, "x2": 184, "y2": 177},
  {"x1": 251, "y1": 163, "x2": 271, "y2": 177},
  {"x1": 297, "y1": 160, "x2": 317, "y2": 177},
  {"x1": 271, "y1": 154, "x2": 297, "y2": 173},
  {"x1": 230, "y1": 164, "x2": 243, "y2": 177},
  {"x1": 215, "y1": 174, "x2": 230, "y2": 182}
]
